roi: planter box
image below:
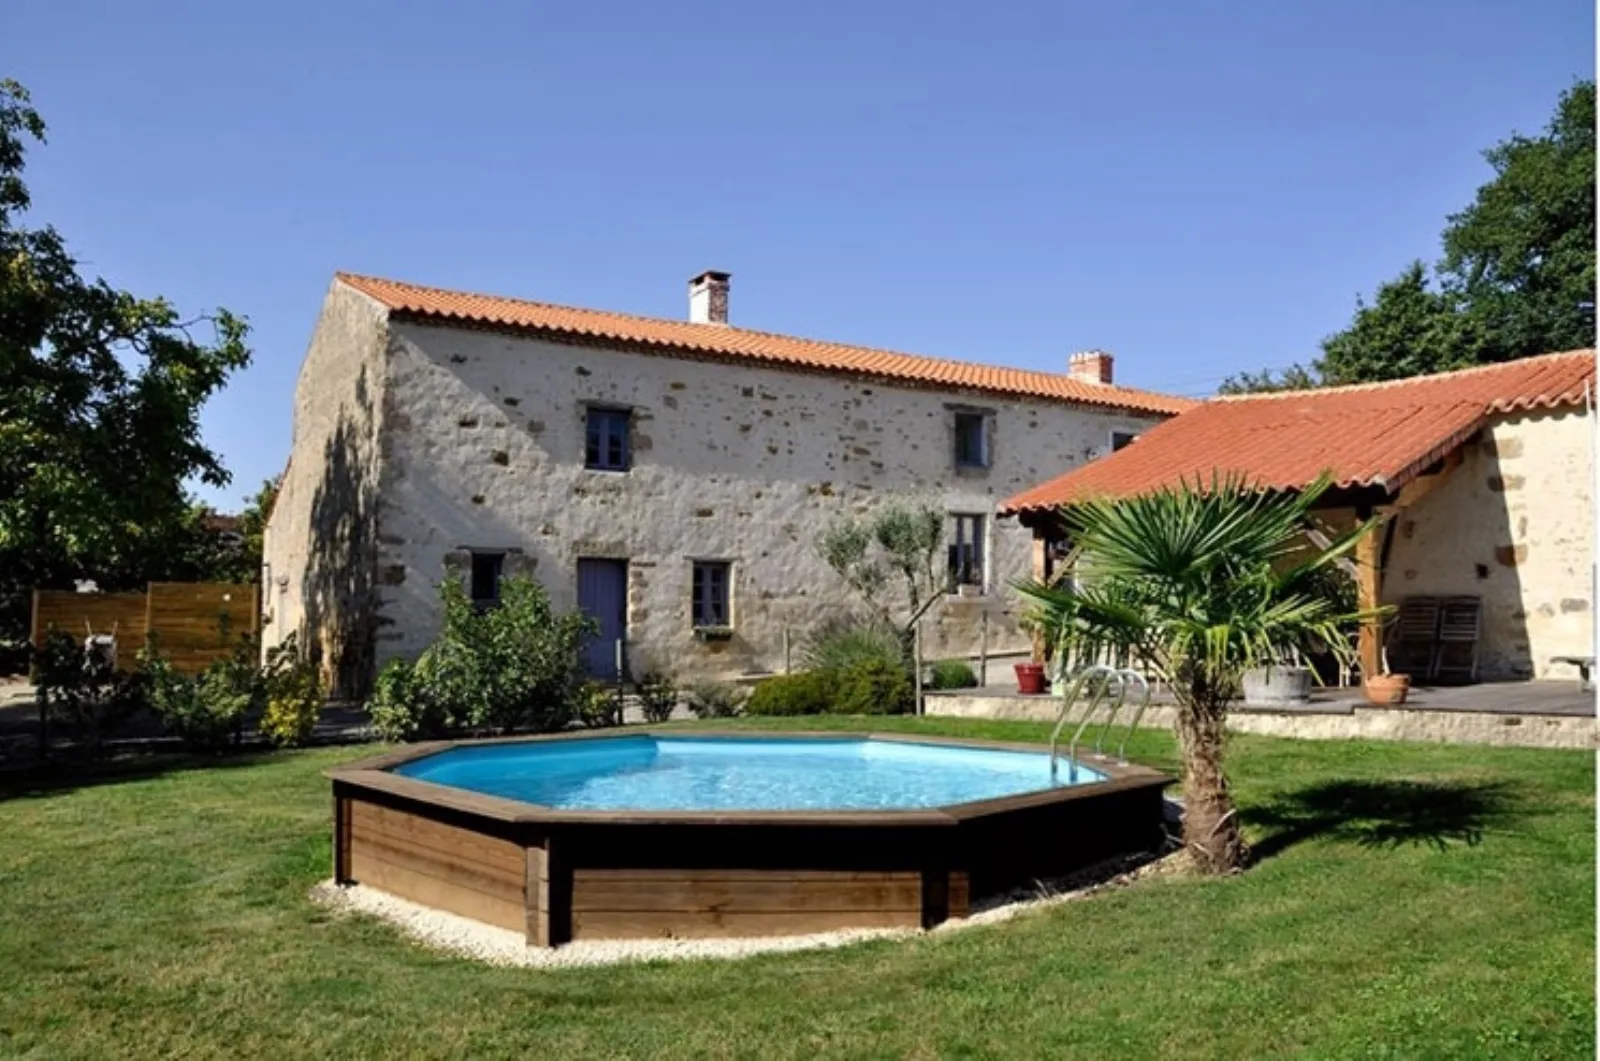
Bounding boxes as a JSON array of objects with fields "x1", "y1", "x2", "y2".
[{"x1": 1242, "y1": 666, "x2": 1312, "y2": 706}]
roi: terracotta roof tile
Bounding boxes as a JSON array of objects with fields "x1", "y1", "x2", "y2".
[
  {"x1": 335, "y1": 272, "x2": 1194, "y2": 417},
  {"x1": 1001, "y1": 350, "x2": 1596, "y2": 513}
]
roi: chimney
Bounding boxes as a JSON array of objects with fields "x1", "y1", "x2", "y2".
[
  {"x1": 688, "y1": 270, "x2": 731, "y2": 324},
  {"x1": 1068, "y1": 349, "x2": 1114, "y2": 385}
]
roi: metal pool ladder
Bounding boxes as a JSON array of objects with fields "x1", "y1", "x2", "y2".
[{"x1": 1048, "y1": 664, "x2": 1155, "y2": 783}]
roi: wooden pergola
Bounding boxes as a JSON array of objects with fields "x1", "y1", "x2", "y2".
[{"x1": 1007, "y1": 454, "x2": 1466, "y2": 680}]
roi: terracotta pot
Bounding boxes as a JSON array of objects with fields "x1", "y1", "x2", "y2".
[
  {"x1": 1362, "y1": 673, "x2": 1411, "y2": 706},
  {"x1": 1014, "y1": 662, "x2": 1047, "y2": 696}
]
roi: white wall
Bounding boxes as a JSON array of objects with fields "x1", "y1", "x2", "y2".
[
  {"x1": 260, "y1": 282, "x2": 390, "y2": 693},
  {"x1": 1384, "y1": 406, "x2": 1594, "y2": 679}
]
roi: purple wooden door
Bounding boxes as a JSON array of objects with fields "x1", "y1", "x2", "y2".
[{"x1": 577, "y1": 559, "x2": 627, "y2": 679}]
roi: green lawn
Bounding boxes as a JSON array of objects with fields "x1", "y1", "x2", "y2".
[{"x1": 0, "y1": 718, "x2": 1591, "y2": 1060}]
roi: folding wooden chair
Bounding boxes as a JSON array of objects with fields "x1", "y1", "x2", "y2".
[
  {"x1": 1432, "y1": 596, "x2": 1482, "y2": 683},
  {"x1": 1388, "y1": 596, "x2": 1441, "y2": 678}
]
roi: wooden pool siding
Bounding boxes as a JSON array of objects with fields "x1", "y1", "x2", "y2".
[{"x1": 328, "y1": 731, "x2": 1170, "y2": 946}]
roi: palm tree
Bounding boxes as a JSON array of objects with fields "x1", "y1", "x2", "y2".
[{"x1": 1014, "y1": 473, "x2": 1375, "y2": 874}]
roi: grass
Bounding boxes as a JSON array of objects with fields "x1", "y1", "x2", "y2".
[{"x1": 0, "y1": 717, "x2": 1591, "y2": 1059}]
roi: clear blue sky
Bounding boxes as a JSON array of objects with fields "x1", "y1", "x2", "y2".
[{"x1": 5, "y1": 1, "x2": 1593, "y2": 510}]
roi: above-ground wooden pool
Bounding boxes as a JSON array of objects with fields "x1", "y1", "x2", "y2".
[{"x1": 328, "y1": 731, "x2": 1171, "y2": 946}]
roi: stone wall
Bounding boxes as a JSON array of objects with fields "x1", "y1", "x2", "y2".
[
  {"x1": 260, "y1": 282, "x2": 391, "y2": 696},
  {"x1": 1384, "y1": 406, "x2": 1594, "y2": 679},
  {"x1": 369, "y1": 319, "x2": 1167, "y2": 681}
]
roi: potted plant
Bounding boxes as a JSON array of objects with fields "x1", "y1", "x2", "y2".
[
  {"x1": 1013, "y1": 660, "x2": 1046, "y2": 695},
  {"x1": 1362, "y1": 647, "x2": 1411, "y2": 705},
  {"x1": 1242, "y1": 656, "x2": 1313, "y2": 706},
  {"x1": 693, "y1": 626, "x2": 734, "y2": 643}
]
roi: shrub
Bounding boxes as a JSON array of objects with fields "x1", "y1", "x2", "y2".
[
  {"x1": 258, "y1": 634, "x2": 323, "y2": 747},
  {"x1": 635, "y1": 670, "x2": 678, "y2": 724},
  {"x1": 830, "y1": 658, "x2": 914, "y2": 715},
  {"x1": 364, "y1": 575, "x2": 597, "y2": 741},
  {"x1": 574, "y1": 680, "x2": 623, "y2": 728},
  {"x1": 684, "y1": 681, "x2": 745, "y2": 719},
  {"x1": 145, "y1": 653, "x2": 256, "y2": 751},
  {"x1": 801, "y1": 617, "x2": 905, "y2": 674},
  {"x1": 368, "y1": 658, "x2": 448, "y2": 742},
  {"x1": 927, "y1": 659, "x2": 978, "y2": 690},
  {"x1": 744, "y1": 671, "x2": 832, "y2": 716},
  {"x1": 34, "y1": 630, "x2": 145, "y2": 755}
]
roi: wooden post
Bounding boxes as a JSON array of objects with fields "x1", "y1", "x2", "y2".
[
  {"x1": 1028, "y1": 532, "x2": 1048, "y2": 663},
  {"x1": 978, "y1": 611, "x2": 989, "y2": 687},
  {"x1": 913, "y1": 622, "x2": 924, "y2": 716},
  {"x1": 1355, "y1": 526, "x2": 1383, "y2": 681}
]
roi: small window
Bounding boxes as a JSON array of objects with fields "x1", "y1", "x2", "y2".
[
  {"x1": 953, "y1": 412, "x2": 989, "y2": 468},
  {"x1": 1111, "y1": 430, "x2": 1138, "y2": 452},
  {"x1": 585, "y1": 407, "x2": 631, "y2": 471},
  {"x1": 470, "y1": 551, "x2": 505, "y2": 609},
  {"x1": 691, "y1": 561, "x2": 731, "y2": 628},
  {"x1": 947, "y1": 515, "x2": 985, "y2": 590}
]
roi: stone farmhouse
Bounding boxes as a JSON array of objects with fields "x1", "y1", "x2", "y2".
[{"x1": 262, "y1": 271, "x2": 1190, "y2": 695}]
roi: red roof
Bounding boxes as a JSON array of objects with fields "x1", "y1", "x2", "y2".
[
  {"x1": 336, "y1": 273, "x2": 1193, "y2": 417},
  {"x1": 1001, "y1": 350, "x2": 1596, "y2": 514}
]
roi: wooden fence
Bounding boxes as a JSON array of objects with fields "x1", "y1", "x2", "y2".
[{"x1": 31, "y1": 582, "x2": 260, "y2": 674}]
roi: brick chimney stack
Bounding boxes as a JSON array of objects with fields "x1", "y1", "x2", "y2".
[
  {"x1": 688, "y1": 270, "x2": 731, "y2": 325},
  {"x1": 1068, "y1": 350, "x2": 1114, "y2": 385}
]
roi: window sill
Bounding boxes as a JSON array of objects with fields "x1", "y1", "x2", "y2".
[
  {"x1": 583, "y1": 466, "x2": 632, "y2": 475},
  {"x1": 693, "y1": 627, "x2": 734, "y2": 642}
]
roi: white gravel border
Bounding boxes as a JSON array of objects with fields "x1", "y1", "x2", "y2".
[{"x1": 309, "y1": 850, "x2": 1180, "y2": 969}]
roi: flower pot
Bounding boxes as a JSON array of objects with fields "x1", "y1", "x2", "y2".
[
  {"x1": 1242, "y1": 665, "x2": 1312, "y2": 706},
  {"x1": 1362, "y1": 673, "x2": 1411, "y2": 706},
  {"x1": 1014, "y1": 662, "x2": 1046, "y2": 695}
]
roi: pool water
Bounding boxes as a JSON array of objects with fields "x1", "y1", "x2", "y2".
[{"x1": 391, "y1": 736, "x2": 1104, "y2": 812}]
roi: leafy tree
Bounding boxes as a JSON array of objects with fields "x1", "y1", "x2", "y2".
[
  {"x1": 1225, "y1": 81, "x2": 1594, "y2": 393},
  {"x1": 1015, "y1": 475, "x2": 1373, "y2": 874},
  {"x1": 1216, "y1": 363, "x2": 1321, "y2": 396},
  {"x1": 1317, "y1": 262, "x2": 1471, "y2": 384},
  {"x1": 0, "y1": 79, "x2": 250, "y2": 639},
  {"x1": 818, "y1": 502, "x2": 948, "y2": 649},
  {"x1": 1440, "y1": 79, "x2": 1596, "y2": 361}
]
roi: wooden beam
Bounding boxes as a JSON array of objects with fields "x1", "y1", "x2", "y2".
[
  {"x1": 1390, "y1": 448, "x2": 1464, "y2": 513},
  {"x1": 1355, "y1": 524, "x2": 1384, "y2": 680},
  {"x1": 1028, "y1": 533, "x2": 1048, "y2": 663}
]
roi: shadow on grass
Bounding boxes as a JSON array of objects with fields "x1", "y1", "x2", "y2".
[
  {"x1": 0, "y1": 748, "x2": 283, "y2": 802},
  {"x1": 1242, "y1": 778, "x2": 1524, "y2": 861}
]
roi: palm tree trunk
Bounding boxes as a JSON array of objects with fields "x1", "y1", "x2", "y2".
[{"x1": 1176, "y1": 696, "x2": 1247, "y2": 873}]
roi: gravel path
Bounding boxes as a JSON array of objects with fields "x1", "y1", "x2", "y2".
[{"x1": 309, "y1": 850, "x2": 1180, "y2": 970}]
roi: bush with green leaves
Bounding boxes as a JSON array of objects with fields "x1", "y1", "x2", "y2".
[
  {"x1": 927, "y1": 659, "x2": 978, "y2": 690},
  {"x1": 368, "y1": 658, "x2": 444, "y2": 742},
  {"x1": 801, "y1": 617, "x2": 906, "y2": 674},
  {"x1": 34, "y1": 630, "x2": 146, "y2": 755},
  {"x1": 144, "y1": 649, "x2": 257, "y2": 751},
  {"x1": 829, "y1": 658, "x2": 914, "y2": 715},
  {"x1": 258, "y1": 634, "x2": 322, "y2": 747},
  {"x1": 573, "y1": 680, "x2": 623, "y2": 728},
  {"x1": 744, "y1": 671, "x2": 832, "y2": 716},
  {"x1": 365, "y1": 575, "x2": 596, "y2": 741},
  {"x1": 684, "y1": 681, "x2": 745, "y2": 719},
  {"x1": 634, "y1": 670, "x2": 678, "y2": 724}
]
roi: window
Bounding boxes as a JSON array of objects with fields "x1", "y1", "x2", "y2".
[
  {"x1": 691, "y1": 561, "x2": 731, "y2": 628},
  {"x1": 1111, "y1": 430, "x2": 1138, "y2": 452},
  {"x1": 585, "y1": 407, "x2": 631, "y2": 471},
  {"x1": 947, "y1": 515, "x2": 985, "y2": 590},
  {"x1": 469, "y1": 551, "x2": 505, "y2": 609},
  {"x1": 953, "y1": 411, "x2": 989, "y2": 468}
]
